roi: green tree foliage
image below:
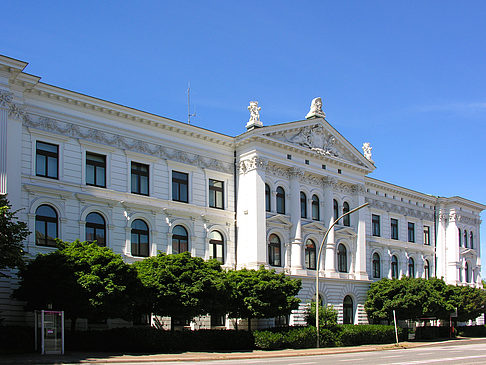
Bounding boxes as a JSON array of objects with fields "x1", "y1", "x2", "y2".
[
  {"x1": 451, "y1": 285, "x2": 486, "y2": 322},
  {"x1": 226, "y1": 266, "x2": 301, "y2": 329},
  {"x1": 133, "y1": 252, "x2": 229, "y2": 324},
  {"x1": 365, "y1": 277, "x2": 455, "y2": 322},
  {"x1": 304, "y1": 301, "x2": 338, "y2": 329},
  {"x1": 14, "y1": 240, "x2": 142, "y2": 330},
  {"x1": 0, "y1": 196, "x2": 29, "y2": 277}
]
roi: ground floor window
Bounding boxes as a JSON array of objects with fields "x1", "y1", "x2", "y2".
[{"x1": 343, "y1": 295, "x2": 353, "y2": 324}]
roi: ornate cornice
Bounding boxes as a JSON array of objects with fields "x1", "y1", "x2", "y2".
[
  {"x1": 22, "y1": 113, "x2": 233, "y2": 174},
  {"x1": 366, "y1": 197, "x2": 434, "y2": 221}
]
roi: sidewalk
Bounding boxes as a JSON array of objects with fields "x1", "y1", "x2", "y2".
[{"x1": 1, "y1": 337, "x2": 483, "y2": 364}]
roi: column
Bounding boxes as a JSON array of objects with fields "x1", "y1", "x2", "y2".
[
  {"x1": 355, "y1": 186, "x2": 368, "y2": 279},
  {"x1": 0, "y1": 94, "x2": 8, "y2": 194},
  {"x1": 289, "y1": 168, "x2": 303, "y2": 270},
  {"x1": 323, "y1": 178, "x2": 336, "y2": 275}
]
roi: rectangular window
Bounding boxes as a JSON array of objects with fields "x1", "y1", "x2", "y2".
[
  {"x1": 172, "y1": 171, "x2": 188, "y2": 203},
  {"x1": 36, "y1": 141, "x2": 58, "y2": 179},
  {"x1": 423, "y1": 226, "x2": 430, "y2": 245},
  {"x1": 408, "y1": 222, "x2": 415, "y2": 243},
  {"x1": 131, "y1": 162, "x2": 149, "y2": 195},
  {"x1": 209, "y1": 179, "x2": 224, "y2": 209},
  {"x1": 372, "y1": 214, "x2": 380, "y2": 237},
  {"x1": 86, "y1": 152, "x2": 106, "y2": 187},
  {"x1": 390, "y1": 218, "x2": 399, "y2": 240}
]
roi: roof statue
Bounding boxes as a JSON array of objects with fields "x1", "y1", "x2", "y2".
[
  {"x1": 305, "y1": 97, "x2": 326, "y2": 119},
  {"x1": 246, "y1": 101, "x2": 263, "y2": 130},
  {"x1": 362, "y1": 142, "x2": 374, "y2": 163}
]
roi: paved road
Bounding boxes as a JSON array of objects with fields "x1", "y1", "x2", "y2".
[{"x1": 89, "y1": 341, "x2": 486, "y2": 365}]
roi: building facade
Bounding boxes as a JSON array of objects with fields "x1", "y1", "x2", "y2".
[{"x1": 0, "y1": 55, "x2": 484, "y2": 328}]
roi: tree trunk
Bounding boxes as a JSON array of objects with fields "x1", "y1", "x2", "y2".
[{"x1": 248, "y1": 317, "x2": 251, "y2": 331}]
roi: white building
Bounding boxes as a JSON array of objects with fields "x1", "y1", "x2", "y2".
[{"x1": 1, "y1": 55, "x2": 484, "y2": 328}]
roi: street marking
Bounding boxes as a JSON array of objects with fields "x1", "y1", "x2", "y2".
[{"x1": 390, "y1": 354, "x2": 486, "y2": 364}]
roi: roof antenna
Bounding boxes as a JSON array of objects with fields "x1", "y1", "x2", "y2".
[{"x1": 187, "y1": 82, "x2": 196, "y2": 124}]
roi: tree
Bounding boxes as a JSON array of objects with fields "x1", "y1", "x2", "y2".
[
  {"x1": 451, "y1": 285, "x2": 486, "y2": 322},
  {"x1": 133, "y1": 252, "x2": 229, "y2": 327},
  {"x1": 226, "y1": 266, "x2": 301, "y2": 330},
  {"x1": 305, "y1": 301, "x2": 338, "y2": 329},
  {"x1": 0, "y1": 195, "x2": 29, "y2": 277},
  {"x1": 14, "y1": 240, "x2": 143, "y2": 331},
  {"x1": 365, "y1": 277, "x2": 454, "y2": 323}
]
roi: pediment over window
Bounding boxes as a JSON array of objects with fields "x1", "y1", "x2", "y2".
[
  {"x1": 302, "y1": 221, "x2": 326, "y2": 233},
  {"x1": 266, "y1": 214, "x2": 292, "y2": 228},
  {"x1": 335, "y1": 226, "x2": 357, "y2": 238}
]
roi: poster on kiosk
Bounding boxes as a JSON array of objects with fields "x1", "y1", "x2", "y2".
[{"x1": 35, "y1": 310, "x2": 64, "y2": 355}]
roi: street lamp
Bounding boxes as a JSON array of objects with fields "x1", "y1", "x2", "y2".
[{"x1": 315, "y1": 202, "x2": 369, "y2": 348}]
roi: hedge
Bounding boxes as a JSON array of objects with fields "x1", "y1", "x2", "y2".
[
  {"x1": 0, "y1": 326, "x2": 34, "y2": 354},
  {"x1": 457, "y1": 325, "x2": 486, "y2": 338},
  {"x1": 66, "y1": 327, "x2": 254, "y2": 353},
  {"x1": 254, "y1": 324, "x2": 403, "y2": 350},
  {"x1": 414, "y1": 326, "x2": 454, "y2": 340}
]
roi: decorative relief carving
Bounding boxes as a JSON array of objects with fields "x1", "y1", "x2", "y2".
[
  {"x1": 352, "y1": 184, "x2": 366, "y2": 194},
  {"x1": 238, "y1": 156, "x2": 268, "y2": 174},
  {"x1": 366, "y1": 197, "x2": 434, "y2": 221},
  {"x1": 265, "y1": 164, "x2": 290, "y2": 178},
  {"x1": 323, "y1": 176, "x2": 338, "y2": 188},
  {"x1": 288, "y1": 167, "x2": 305, "y2": 179},
  {"x1": 287, "y1": 125, "x2": 340, "y2": 157},
  {"x1": 23, "y1": 115, "x2": 233, "y2": 173},
  {"x1": 0, "y1": 90, "x2": 29, "y2": 121}
]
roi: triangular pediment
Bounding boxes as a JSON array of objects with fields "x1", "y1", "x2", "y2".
[
  {"x1": 266, "y1": 214, "x2": 292, "y2": 227},
  {"x1": 302, "y1": 221, "x2": 326, "y2": 233},
  {"x1": 254, "y1": 118, "x2": 375, "y2": 171},
  {"x1": 335, "y1": 226, "x2": 357, "y2": 238}
]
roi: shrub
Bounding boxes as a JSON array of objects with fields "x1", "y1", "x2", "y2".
[
  {"x1": 254, "y1": 326, "x2": 339, "y2": 350},
  {"x1": 457, "y1": 325, "x2": 486, "y2": 338},
  {"x1": 414, "y1": 326, "x2": 453, "y2": 340},
  {"x1": 0, "y1": 326, "x2": 34, "y2": 354},
  {"x1": 339, "y1": 324, "x2": 403, "y2": 346},
  {"x1": 66, "y1": 327, "x2": 254, "y2": 353}
]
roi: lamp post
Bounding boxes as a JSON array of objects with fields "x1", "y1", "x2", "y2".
[{"x1": 315, "y1": 202, "x2": 369, "y2": 348}]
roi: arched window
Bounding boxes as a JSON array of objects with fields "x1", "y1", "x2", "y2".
[
  {"x1": 470, "y1": 232, "x2": 474, "y2": 249},
  {"x1": 300, "y1": 192, "x2": 307, "y2": 219},
  {"x1": 276, "y1": 187, "x2": 285, "y2": 214},
  {"x1": 465, "y1": 262, "x2": 471, "y2": 283},
  {"x1": 85, "y1": 212, "x2": 106, "y2": 246},
  {"x1": 35, "y1": 205, "x2": 58, "y2": 247},
  {"x1": 312, "y1": 195, "x2": 320, "y2": 221},
  {"x1": 343, "y1": 296, "x2": 353, "y2": 324},
  {"x1": 408, "y1": 257, "x2": 415, "y2": 278},
  {"x1": 209, "y1": 231, "x2": 224, "y2": 264},
  {"x1": 172, "y1": 225, "x2": 188, "y2": 254},
  {"x1": 391, "y1": 255, "x2": 399, "y2": 279},
  {"x1": 372, "y1": 253, "x2": 380, "y2": 278},
  {"x1": 268, "y1": 234, "x2": 281, "y2": 267},
  {"x1": 333, "y1": 199, "x2": 339, "y2": 222},
  {"x1": 424, "y1": 259, "x2": 430, "y2": 279},
  {"x1": 458, "y1": 228, "x2": 462, "y2": 247},
  {"x1": 305, "y1": 239, "x2": 316, "y2": 270},
  {"x1": 131, "y1": 219, "x2": 149, "y2": 257},
  {"x1": 464, "y1": 230, "x2": 468, "y2": 248},
  {"x1": 343, "y1": 202, "x2": 350, "y2": 226},
  {"x1": 265, "y1": 184, "x2": 271, "y2": 212},
  {"x1": 337, "y1": 244, "x2": 347, "y2": 273}
]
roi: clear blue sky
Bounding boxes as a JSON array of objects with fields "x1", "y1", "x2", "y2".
[{"x1": 3, "y1": 1, "x2": 486, "y2": 277}]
